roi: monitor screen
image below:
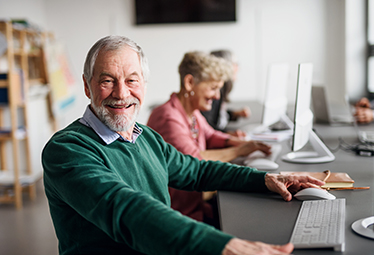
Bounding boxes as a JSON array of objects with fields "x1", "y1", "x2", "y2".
[
  {"x1": 262, "y1": 63, "x2": 290, "y2": 127},
  {"x1": 135, "y1": 0, "x2": 236, "y2": 25},
  {"x1": 282, "y1": 63, "x2": 335, "y2": 163},
  {"x1": 292, "y1": 63, "x2": 314, "y2": 151}
]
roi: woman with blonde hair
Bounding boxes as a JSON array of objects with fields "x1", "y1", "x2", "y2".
[
  {"x1": 202, "y1": 50, "x2": 250, "y2": 137},
  {"x1": 147, "y1": 51, "x2": 270, "y2": 228}
]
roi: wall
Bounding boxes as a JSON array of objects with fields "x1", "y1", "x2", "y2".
[
  {"x1": 41, "y1": 0, "x2": 361, "y2": 123},
  {"x1": 0, "y1": 0, "x2": 367, "y2": 172},
  {"x1": 0, "y1": 0, "x2": 46, "y2": 25},
  {"x1": 42, "y1": 0, "x2": 366, "y2": 125},
  {"x1": 346, "y1": 0, "x2": 367, "y2": 101}
]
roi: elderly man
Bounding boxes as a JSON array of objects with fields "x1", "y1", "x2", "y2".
[{"x1": 42, "y1": 35, "x2": 324, "y2": 255}]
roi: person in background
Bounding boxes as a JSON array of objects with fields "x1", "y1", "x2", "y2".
[
  {"x1": 355, "y1": 97, "x2": 374, "y2": 124},
  {"x1": 43, "y1": 35, "x2": 324, "y2": 255},
  {"x1": 201, "y1": 50, "x2": 250, "y2": 138},
  {"x1": 147, "y1": 51, "x2": 271, "y2": 229}
]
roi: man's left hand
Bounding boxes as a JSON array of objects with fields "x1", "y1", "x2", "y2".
[{"x1": 264, "y1": 174, "x2": 325, "y2": 201}]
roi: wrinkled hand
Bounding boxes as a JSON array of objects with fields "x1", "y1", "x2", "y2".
[
  {"x1": 232, "y1": 107, "x2": 251, "y2": 120},
  {"x1": 222, "y1": 238, "x2": 294, "y2": 255},
  {"x1": 237, "y1": 141, "x2": 271, "y2": 157},
  {"x1": 354, "y1": 107, "x2": 373, "y2": 124},
  {"x1": 227, "y1": 129, "x2": 247, "y2": 139},
  {"x1": 237, "y1": 107, "x2": 251, "y2": 118},
  {"x1": 265, "y1": 173, "x2": 325, "y2": 201}
]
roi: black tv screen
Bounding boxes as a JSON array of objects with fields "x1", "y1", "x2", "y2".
[{"x1": 135, "y1": 0, "x2": 236, "y2": 25}]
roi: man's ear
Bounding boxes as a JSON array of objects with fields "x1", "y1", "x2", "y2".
[
  {"x1": 183, "y1": 74, "x2": 195, "y2": 92},
  {"x1": 83, "y1": 74, "x2": 91, "y2": 99}
]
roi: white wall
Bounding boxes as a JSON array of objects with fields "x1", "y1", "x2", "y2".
[
  {"x1": 0, "y1": 0, "x2": 367, "y2": 172},
  {"x1": 0, "y1": 0, "x2": 47, "y2": 26},
  {"x1": 346, "y1": 0, "x2": 367, "y2": 102},
  {"x1": 41, "y1": 0, "x2": 366, "y2": 125}
]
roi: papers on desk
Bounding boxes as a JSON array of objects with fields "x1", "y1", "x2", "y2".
[{"x1": 247, "y1": 129, "x2": 293, "y2": 142}]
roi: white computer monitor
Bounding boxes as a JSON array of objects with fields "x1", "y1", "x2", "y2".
[
  {"x1": 282, "y1": 63, "x2": 335, "y2": 163},
  {"x1": 261, "y1": 63, "x2": 292, "y2": 127}
]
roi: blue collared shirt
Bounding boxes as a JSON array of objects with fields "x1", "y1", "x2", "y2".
[{"x1": 79, "y1": 105, "x2": 143, "y2": 144}]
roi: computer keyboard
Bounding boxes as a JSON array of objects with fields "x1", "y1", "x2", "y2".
[{"x1": 290, "y1": 199, "x2": 346, "y2": 252}]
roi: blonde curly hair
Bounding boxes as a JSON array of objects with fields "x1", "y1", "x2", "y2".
[{"x1": 178, "y1": 51, "x2": 233, "y2": 88}]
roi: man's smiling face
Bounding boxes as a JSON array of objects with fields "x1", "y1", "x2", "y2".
[{"x1": 84, "y1": 46, "x2": 145, "y2": 135}]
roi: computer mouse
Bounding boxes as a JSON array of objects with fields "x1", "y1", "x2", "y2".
[
  {"x1": 294, "y1": 188, "x2": 336, "y2": 201},
  {"x1": 248, "y1": 158, "x2": 279, "y2": 170}
]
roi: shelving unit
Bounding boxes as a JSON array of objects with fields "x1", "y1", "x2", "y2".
[{"x1": 0, "y1": 20, "x2": 54, "y2": 209}]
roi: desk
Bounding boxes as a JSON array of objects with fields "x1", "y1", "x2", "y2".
[{"x1": 220, "y1": 102, "x2": 374, "y2": 254}]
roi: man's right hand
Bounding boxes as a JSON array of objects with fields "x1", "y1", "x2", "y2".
[{"x1": 222, "y1": 238, "x2": 294, "y2": 255}]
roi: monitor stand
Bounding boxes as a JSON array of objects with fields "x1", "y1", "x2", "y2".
[
  {"x1": 282, "y1": 130, "x2": 335, "y2": 163},
  {"x1": 352, "y1": 216, "x2": 374, "y2": 239}
]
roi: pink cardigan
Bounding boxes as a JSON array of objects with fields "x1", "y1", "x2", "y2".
[
  {"x1": 147, "y1": 93, "x2": 230, "y2": 159},
  {"x1": 147, "y1": 93, "x2": 230, "y2": 222}
]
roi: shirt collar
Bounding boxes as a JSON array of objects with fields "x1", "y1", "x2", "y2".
[{"x1": 79, "y1": 105, "x2": 143, "y2": 144}]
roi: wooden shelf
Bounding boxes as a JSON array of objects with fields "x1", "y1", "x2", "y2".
[
  {"x1": 29, "y1": 78, "x2": 45, "y2": 85},
  {"x1": 0, "y1": 169, "x2": 42, "y2": 186},
  {"x1": 0, "y1": 133, "x2": 12, "y2": 141},
  {"x1": 13, "y1": 50, "x2": 24, "y2": 56},
  {"x1": 0, "y1": 20, "x2": 52, "y2": 209},
  {"x1": 0, "y1": 129, "x2": 27, "y2": 141},
  {"x1": 27, "y1": 50, "x2": 42, "y2": 57}
]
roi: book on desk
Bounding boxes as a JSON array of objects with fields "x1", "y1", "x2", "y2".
[{"x1": 280, "y1": 170, "x2": 354, "y2": 188}]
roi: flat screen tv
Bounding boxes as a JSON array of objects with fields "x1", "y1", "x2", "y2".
[{"x1": 135, "y1": 0, "x2": 236, "y2": 25}]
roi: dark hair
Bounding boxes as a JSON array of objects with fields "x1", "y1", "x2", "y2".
[{"x1": 210, "y1": 50, "x2": 235, "y2": 102}]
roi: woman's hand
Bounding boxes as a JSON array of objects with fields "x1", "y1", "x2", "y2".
[
  {"x1": 227, "y1": 129, "x2": 247, "y2": 138},
  {"x1": 232, "y1": 107, "x2": 251, "y2": 119},
  {"x1": 354, "y1": 107, "x2": 374, "y2": 124},
  {"x1": 236, "y1": 140, "x2": 271, "y2": 157},
  {"x1": 355, "y1": 97, "x2": 371, "y2": 108}
]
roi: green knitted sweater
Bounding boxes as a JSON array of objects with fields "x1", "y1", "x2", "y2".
[{"x1": 42, "y1": 120, "x2": 268, "y2": 255}]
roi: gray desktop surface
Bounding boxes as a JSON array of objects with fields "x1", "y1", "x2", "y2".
[{"x1": 220, "y1": 102, "x2": 374, "y2": 254}]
